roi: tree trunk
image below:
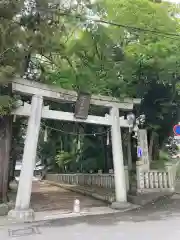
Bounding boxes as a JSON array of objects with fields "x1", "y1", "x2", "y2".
[
  {"x1": 153, "y1": 133, "x2": 159, "y2": 160},
  {"x1": 99, "y1": 126, "x2": 108, "y2": 172},
  {"x1": 8, "y1": 150, "x2": 15, "y2": 189},
  {"x1": 149, "y1": 131, "x2": 157, "y2": 162},
  {"x1": 0, "y1": 116, "x2": 11, "y2": 203}
]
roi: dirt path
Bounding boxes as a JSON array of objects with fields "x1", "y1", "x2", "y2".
[{"x1": 30, "y1": 181, "x2": 106, "y2": 212}]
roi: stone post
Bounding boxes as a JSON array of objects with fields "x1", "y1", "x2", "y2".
[
  {"x1": 137, "y1": 129, "x2": 149, "y2": 171},
  {"x1": 165, "y1": 162, "x2": 174, "y2": 192},
  {"x1": 110, "y1": 107, "x2": 128, "y2": 209},
  {"x1": 136, "y1": 160, "x2": 145, "y2": 193},
  {"x1": 124, "y1": 166, "x2": 129, "y2": 192},
  {"x1": 109, "y1": 169, "x2": 114, "y2": 174},
  {"x1": 8, "y1": 95, "x2": 43, "y2": 222}
]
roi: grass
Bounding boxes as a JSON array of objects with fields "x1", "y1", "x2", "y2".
[
  {"x1": 150, "y1": 150, "x2": 170, "y2": 170},
  {"x1": 150, "y1": 159, "x2": 168, "y2": 170}
]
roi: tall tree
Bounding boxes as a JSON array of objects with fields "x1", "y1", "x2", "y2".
[
  {"x1": 39, "y1": 0, "x2": 180, "y2": 164},
  {"x1": 0, "y1": 0, "x2": 95, "y2": 201}
]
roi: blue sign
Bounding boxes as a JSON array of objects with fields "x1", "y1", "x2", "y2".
[
  {"x1": 173, "y1": 124, "x2": 180, "y2": 136},
  {"x1": 137, "y1": 147, "x2": 142, "y2": 158}
]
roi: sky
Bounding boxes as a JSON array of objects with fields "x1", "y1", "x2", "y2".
[{"x1": 168, "y1": 0, "x2": 180, "y2": 2}]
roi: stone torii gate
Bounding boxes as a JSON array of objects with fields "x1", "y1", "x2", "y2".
[{"x1": 8, "y1": 78, "x2": 141, "y2": 221}]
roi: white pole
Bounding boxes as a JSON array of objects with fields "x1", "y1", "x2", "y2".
[
  {"x1": 110, "y1": 107, "x2": 127, "y2": 204},
  {"x1": 8, "y1": 95, "x2": 43, "y2": 221}
]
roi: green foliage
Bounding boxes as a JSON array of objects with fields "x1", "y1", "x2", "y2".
[
  {"x1": 55, "y1": 151, "x2": 75, "y2": 168},
  {"x1": 33, "y1": 0, "x2": 180, "y2": 171},
  {"x1": 5, "y1": 0, "x2": 180, "y2": 173},
  {"x1": 150, "y1": 150, "x2": 169, "y2": 169},
  {"x1": 0, "y1": 95, "x2": 13, "y2": 115},
  {"x1": 0, "y1": 66, "x2": 15, "y2": 82},
  {"x1": 0, "y1": 0, "x2": 24, "y2": 19},
  {"x1": 159, "y1": 150, "x2": 169, "y2": 161}
]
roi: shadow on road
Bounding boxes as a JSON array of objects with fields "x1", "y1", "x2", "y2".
[{"x1": 33, "y1": 195, "x2": 180, "y2": 228}]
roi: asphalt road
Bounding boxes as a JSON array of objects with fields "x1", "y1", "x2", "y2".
[
  {"x1": 2, "y1": 194, "x2": 180, "y2": 240},
  {"x1": 1, "y1": 214, "x2": 180, "y2": 240}
]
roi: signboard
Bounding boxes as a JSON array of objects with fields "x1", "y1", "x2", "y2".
[
  {"x1": 137, "y1": 129, "x2": 149, "y2": 170},
  {"x1": 137, "y1": 146, "x2": 142, "y2": 158},
  {"x1": 74, "y1": 92, "x2": 91, "y2": 120},
  {"x1": 173, "y1": 124, "x2": 180, "y2": 136}
]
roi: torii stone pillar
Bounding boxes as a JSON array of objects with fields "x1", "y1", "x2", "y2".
[
  {"x1": 110, "y1": 107, "x2": 129, "y2": 209},
  {"x1": 8, "y1": 95, "x2": 43, "y2": 222}
]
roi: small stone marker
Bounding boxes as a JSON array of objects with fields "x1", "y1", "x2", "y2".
[{"x1": 73, "y1": 199, "x2": 80, "y2": 213}]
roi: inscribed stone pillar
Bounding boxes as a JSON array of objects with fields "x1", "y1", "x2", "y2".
[{"x1": 137, "y1": 129, "x2": 149, "y2": 171}]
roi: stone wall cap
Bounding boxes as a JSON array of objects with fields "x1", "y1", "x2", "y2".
[{"x1": 136, "y1": 160, "x2": 144, "y2": 166}]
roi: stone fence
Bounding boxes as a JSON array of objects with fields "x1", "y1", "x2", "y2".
[
  {"x1": 136, "y1": 159, "x2": 180, "y2": 193},
  {"x1": 46, "y1": 166, "x2": 130, "y2": 191}
]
